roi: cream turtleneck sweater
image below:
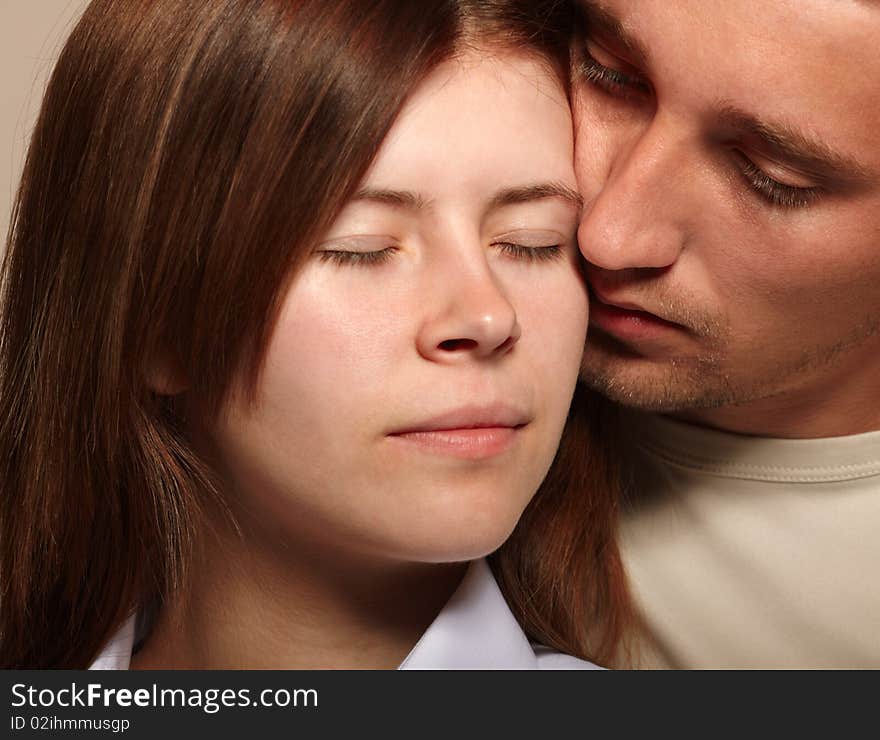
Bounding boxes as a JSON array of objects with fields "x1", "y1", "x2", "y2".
[{"x1": 619, "y1": 412, "x2": 880, "y2": 669}]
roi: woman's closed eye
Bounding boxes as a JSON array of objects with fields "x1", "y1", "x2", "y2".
[
  {"x1": 493, "y1": 241, "x2": 563, "y2": 262},
  {"x1": 491, "y1": 228, "x2": 571, "y2": 263},
  {"x1": 319, "y1": 242, "x2": 565, "y2": 266},
  {"x1": 315, "y1": 234, "x2": 400, "y2": 266},
  {"x1": 316, "y1": 232, "x2": 571, "y2": 267},
  {"x1": 318, "y1": 246, "x2": 399, "y2": 266}
]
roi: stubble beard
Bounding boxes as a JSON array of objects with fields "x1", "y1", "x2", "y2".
[
  {"x1": 581, "y1": 313, "x2": 880, "y2": 414},
  {"x1": 580, "y1": 329, "x2": 742, "y2": 412}
]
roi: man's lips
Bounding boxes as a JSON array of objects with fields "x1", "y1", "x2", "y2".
[
  {"x1": 387, "y1": 404, "x2": 530, "y2": 460},
  {"x1": 589, "y1": 285, "x2": 672, "y2": 321},
  {"x1": 589, "y1": 288, "x2": 686, "y2": 341}
]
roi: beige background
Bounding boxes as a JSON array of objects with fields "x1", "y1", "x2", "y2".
[{"x1": 1, "y1": 1, "x2": 91, "y2": 247}]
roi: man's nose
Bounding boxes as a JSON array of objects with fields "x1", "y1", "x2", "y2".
[{"x1": 577, "y1": 117, "x2": 690, "y2": 272}]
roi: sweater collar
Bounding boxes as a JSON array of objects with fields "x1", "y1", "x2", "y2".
[{"x1": 633, "y1": 411, "x2": 880, "y2": 482}]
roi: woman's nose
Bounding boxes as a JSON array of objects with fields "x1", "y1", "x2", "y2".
[{"x1": 416, "y1": 261, "x2": 520, "y2": 363}]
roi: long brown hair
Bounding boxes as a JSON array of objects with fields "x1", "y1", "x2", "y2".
[{"x1": 0, "y1": 0, "x2": 627, "y2": 668}]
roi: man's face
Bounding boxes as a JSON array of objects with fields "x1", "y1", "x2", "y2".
[{"x1": 574, "y1": 0, "x2": 880, "y2": 435}]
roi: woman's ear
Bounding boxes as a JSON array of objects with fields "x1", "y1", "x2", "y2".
[{"x1": 146, "y1": 349, "x2": 189, "y2": 396}]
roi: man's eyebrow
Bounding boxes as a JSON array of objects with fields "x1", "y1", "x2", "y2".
[
  {"x1": 718, "y1": 104, "x2": 873, "y2": 184},
  {"x1": 352, "y1": 188, "x2": 434, "y2": 211},
  {"x1": 578, "y1": 0, "x2": 651, "y2": 67}
]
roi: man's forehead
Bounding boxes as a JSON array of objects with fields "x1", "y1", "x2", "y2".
[
  {"x1": 579, "y1": 0, "x2": 880, "y2": 174},
  {"x1": 579, "y1": 0, "x2": 880, "y2": 61},
  {"x1": 577, "y1": 0, "x2": 651, "y2": 66}
]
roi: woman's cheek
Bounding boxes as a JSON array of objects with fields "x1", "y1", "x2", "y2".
[{"x1": 517, "y1": 267, "x2": 589, "y2": 366}]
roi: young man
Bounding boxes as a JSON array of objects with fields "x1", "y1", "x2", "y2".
[{"x1": 573, "y1": 0, "x2": 880, "y2": 668}]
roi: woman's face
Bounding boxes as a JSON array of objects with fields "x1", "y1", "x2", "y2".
[{"x1": 212, "y1": 50, "x2": 588, "y2": 563}]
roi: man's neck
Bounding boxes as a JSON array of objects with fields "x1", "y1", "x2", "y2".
[{"x1": 671, "y1": 370, "x2": 880, "y2": 439}]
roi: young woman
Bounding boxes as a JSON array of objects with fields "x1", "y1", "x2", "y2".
[{"x1": 0, "y1": 0, "x2": 627, "y2": 669}]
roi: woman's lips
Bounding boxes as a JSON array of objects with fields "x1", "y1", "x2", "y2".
[
  {"x1": 387, "y1": 404, "x2": 529, "y2": 460},
  {"x1": 388, "y1": 426, "x2": 522, "y2": 459}
]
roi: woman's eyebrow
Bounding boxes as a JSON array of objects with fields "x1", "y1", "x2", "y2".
[
  {"x1": 352, "y1": 183, "x2": 584, "y2": 213},
  {"x1": 352, "y1": 188, "x2": 435, "y2": 211},
  {"x1": 488, "y1": 183, "x2": 584, "y2": 212}
]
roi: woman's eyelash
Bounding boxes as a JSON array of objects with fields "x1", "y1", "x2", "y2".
[
  {"x1": 317, "y1": 247, "x2": 397, "y2": 266},
  {"x1": 577, "y1": 52, "x2": 650, "y2": 97},
  {"x1": 494, "y1": 243, "x2": 563, "y2": 262},
  {"x1": 319, "y1": 244, "x2": 564, "y2": 266},
  {"x1": 737, "y1": 157, "x2": 822, "y2": 209}
]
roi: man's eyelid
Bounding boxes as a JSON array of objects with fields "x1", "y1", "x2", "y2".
[
  {"x1": 750, "y1": 153, "x2": 820, "y2": 189},
  {"x1": 733, "y1": 148, "x2": 821, "y2": 190},
  {"x1": 585, "y1": 36, "x2": 645, "y2": 79}
]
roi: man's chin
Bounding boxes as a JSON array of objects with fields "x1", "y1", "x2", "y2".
[
  {"x1": 580, "y1": 359, "x2": 676, "y2": 411},
  {"x1": 581, "y1": 335, "x2": 731, "y2": 412}
]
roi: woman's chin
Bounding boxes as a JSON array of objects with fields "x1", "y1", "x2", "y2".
[{"x1": 381, "y1": 500, "x2": 529, "y2": 564}]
